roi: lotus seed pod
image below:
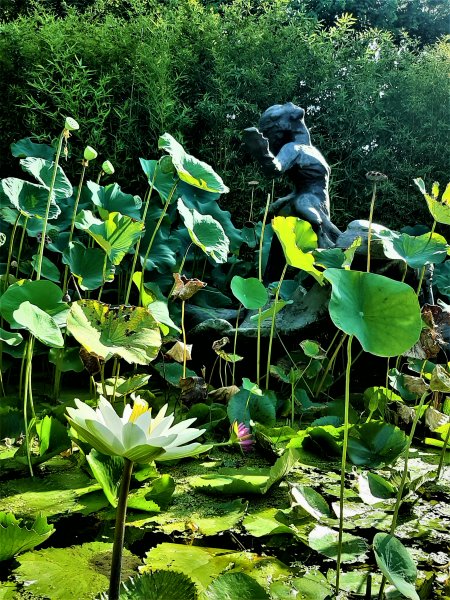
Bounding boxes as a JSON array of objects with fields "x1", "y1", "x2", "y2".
[
  {"x1": 102, "y1": 160, "x2": 114, "y2": 175},
  {"x1": 84, "y1": 146, "x2": 98, "y2": 161},
  {"x1": 64, "y1": 117, "x2": 79, "y2": 131},
  {"x1": 365, "y1": 171, "x2": 388, "y2": 182},
  {"x1": 62, "y1": 293, "x2": 71, "y2": 303}
]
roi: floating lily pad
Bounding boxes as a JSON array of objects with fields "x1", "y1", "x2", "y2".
[
  {"x1": 289, "y1": 484, "x2": 333, "y2": 520},
  {"x1": 324, "y1": 269, "x2": 422, "y2": 357},
  {"x1": 308, "y1": 525, "x2": 368, "y2": 563},
  {"x1": 0, "y1": 513, "x2": 54, "y2": 562},
  {"x1": 358, "y1": 472, "x2": 396, "y2": 506},
  {"x1": 203, "y1": 572, "x2": 270, "y2": 600},
  {"x1": 270, "y1": 570, "x2": 332, "y2": 600},
  {"x1": 67, "y1": 300, "x2": 161, "y2": 364},
  {"x1": 110, "y1": 570, "x2": 198, "y2": 600},
  {"x1": 13, "y1": 542, "x2": 140, "y2": 600},
  {"x1": 243, "y1": 508, "x2": 296, "y2": 538}
]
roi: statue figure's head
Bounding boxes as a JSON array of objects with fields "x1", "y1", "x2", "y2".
[{"x1": 259, "y1": 102, "x2": 311, "y2": 151}]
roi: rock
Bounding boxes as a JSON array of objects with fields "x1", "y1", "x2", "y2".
[{"x1": 336, "y1": 219, "x2": 392, "y2": 259}]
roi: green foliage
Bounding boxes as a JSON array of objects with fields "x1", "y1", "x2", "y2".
[
  {"x1": 0, "y1": 512, "x2": 54, "y2": 562},
  {"x1": 373, "y1": 533, "x2": 419, "y2": 599}
]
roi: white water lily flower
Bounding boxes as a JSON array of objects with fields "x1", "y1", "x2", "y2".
[{"x1": 66, "y1": 396, "x2": 206, "y2": 463}]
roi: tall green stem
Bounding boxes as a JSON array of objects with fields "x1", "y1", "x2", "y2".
[
  {"x1": 256, "y1": 193, "x2": 271, "y2": 384},
  {"x1": 35, "y1": 131, "x2": 64, "y2": 281},
  {"x1": 4, "y1": 213, "x2": 20, "y2": 289},
  {"x1": 62, "y1": 163, "x2": 87, "y2": 294},
  {"x1": 108, "y1": 458, "x2": 133, "y2": 600},
  {"x1": 140, "y1": 180, "x2": 178, "y2": 303},
  {"x1": 181, "y1": 300, "x2": 187, "y2": 379},
  {"x1": 265, "y1": 264, "x2": 287, "y2": 387},
  {"x1": 336, "y1": 334, "x2": 353, "y2": 593},
  {"x1": 124, "y1": 174, "x2": 156, "y2": 305},
  {"x1": 366, "y1": 182, "x2": 377, "y2": 273},
  {"x1": 377, "y1": 390, "x2": 429, "y2": 599},
  {"x1": 436, "y1": 423, "x2": 450, "y2": 480},
  {"x1": 416, "y1": 220, "x2": 436, "y2": 295},
  {"x1": 315, "y1": 333, "x2": 346, "y2": 398}
]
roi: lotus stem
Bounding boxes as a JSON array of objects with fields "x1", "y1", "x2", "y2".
[
  {"x1": 140, "y1": 180, "x2": 179, "y2": 303},
  {"x1": 4, "y1": 213, "x2": 20, "y2": 290},
  {"x1": 366, "y1": 182, "x2": 377, "y2": 273},
  {"x1": 109, "y1": 458, "x2": 133, "y2": 600},
  {"x1": 23, "y1": 338, "x2": 35, "y2": 477},
  {"x1": 436, "y1": 423, "x2": 450, "y2": 480},
  {"x1": 336, "y1": 334, "x2": 353, "y2": 593},
  {"x1": 62, "y1": 163, "x2": 87, "y2": 294},
  {"x1": 35, "y1": 130, "x2": 64, "y2": 281},
  {"x1": 315, "y1": 333, "x2": 347, "y2": 398},
  {"x1": 377, "y1": 390, "x2": 429, "y2": 599},
  {"x1": 124, "y1": 171, "x2": 156, "y2": 305},
  {"x1": 231, "y1": 305, "x2": 242, "y2": 386},
  {"x1": 416, "y1": 220, "x2": 436, "y2": 296},
  {"x1": 265, "y1": 264, "x2": 287, "y2": 387},
  {"x1": 181, "y1": 300, "x2": 187, "y2": 379},
  {"x1": 257, "y1": 193, "x2": 272, "y2": 384}
]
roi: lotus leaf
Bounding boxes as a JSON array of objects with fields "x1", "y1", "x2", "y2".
[
  {"x1": 373, "y1": 533, "x2": 419, "y2": 600},
  {"x1": 434, "y1": 261, "x2": 450, "y2": 297},
  {"x1": 12, "y1": 301, "x2": 63, "y2": 347},
  {"x1": 324, "y1": 269, "x2": 422, "y2": 356},
  {"x1": 178, "y1": 198, "x2": 229, "y2": 263},
  {"x1": 11, "y1": 138, "x2": 55, "y2": 160},
  {"x1": 20, "y1": 157, "x2": 73, "y2": 200},
  {"x1": 272, "y1": 216, "x2": 323, "y2": 283},
  {"x1": 159, "y1": 133, "x2": 229, "y2": 193},
  {"x1": 63, "y1": 241, "x2": 114, "y2": 290},
  {"x1": 203, "y1": 572, "x2": 270, "y2": 600},
  {"x1": 0, "y1": 178, "x2": 60, "y2": 219},
  {"x1": 106, "y1": 570, "x2": 198, "y2": 600},
  {"x1": 82, "y1": 181, "x2": 142, "y2": 219},
  {"x1": 414, "y1": 178, "x2": 450, "y2": 225},
  {"x1": 75, "y1": 209, "x2": 144, "y2": 266},
  {"x1": 308, "y1": 525, "x2": 368, "y2": 563},
  {"x1": 66, "y1": 300, "x2": 161, "y2": 364},
  {"x1": 379, "y1": 230, "x2": 448, "y2": 268},
  {"x1": 347, "y1": 422, "x2": 408, "y2": 467}
]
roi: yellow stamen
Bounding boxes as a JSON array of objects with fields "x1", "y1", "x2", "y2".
[{"x1": 129, "y1": 398, "x2": 149, "y2": 422}]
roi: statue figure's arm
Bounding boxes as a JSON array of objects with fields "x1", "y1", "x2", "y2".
[{"x1": 244, "y1": 127, "x2": 297, "y2": 176}]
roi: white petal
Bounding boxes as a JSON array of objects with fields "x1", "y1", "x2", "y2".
[
  {"x1": 165, "y1": 418, "x2": 197, "y2": 435},
  {"x1": 149, "y1": 404, "x2": 168, "y2": 430},
  {"x1": 164, "y1": 428, "x2": 204, "y2": 448},
  {"x1": 122, "y1": 421, "x2": 149, "y2": 451},
  {"x1": 149, "y1": 415, "x2": 175, "y2": 438},
  {"x1": 133, "y1": 410, "x2": 153, "y2": 433},
  {"x1": 121, "y1": 404, "x2": 133, "y2": 423},
  {"x1": 97, "y1": 398, "x2": 125, "y2": 439},
  {"x1": 156, "y1": 442, "x2": 203, "y2": 461},
  {"x1": 85, "y1": 419, "x2": 125, "y2": 455},
  {"x1": 144, "y1": 433, "x2": 178, "y2": 448}
]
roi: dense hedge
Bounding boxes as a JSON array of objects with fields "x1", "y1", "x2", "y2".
[{"x1": 0, "y1": 0, "x2": 449, "y2": 230}]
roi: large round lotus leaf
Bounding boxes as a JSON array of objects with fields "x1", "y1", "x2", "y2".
[
  {"x1": 434, "y1": 261, "x2": 450, "y2": 297},
  {"x1": 13, "y1": 301, "x2": 64, "y2": 347},
  {"x1": 139, "y1": 158, "x2": 178, "y2": 202},
  {"x1": 0, "y1": 280, "x2": 69, "y2": 329},
  {"x1": 20, "y1": 157, "x2": 73, "y2": 200},
  {"x1": 67, "y1": 300, "x2": 161, "y2": 364},
  {"x1": 62, "y1": 242, "x2": 114, "y2": 290},
  {"x1": 380, "y1": 230, "x2": 448, "y2": 268},
  {"x1": 158, "y1": 133, "x2": 229, "y2": 194},
  {"x1": 177, "y1": 198, "x2": 229, "y2": 263},
  {"x1": 373, "y1": 534, "x2": 419, "y2": 600},
  {"x1": 323, "y1": 269, "x2": 421, "y2": 357},
  {"x1": 272, "y1": 216, "x2": 323, "y2": 283},
  {"x1": 75, "y1": 210, "x2": 144, "y2": 266},
  {"x1": 230, "y1": 276, "x2": 268, "y2": 309},
  {"x1": 11, "y1": 137, "x2": 55, "y2": 160},
  {"x1": 0, "y1": 178, "x2": 60, "y2": 219}
]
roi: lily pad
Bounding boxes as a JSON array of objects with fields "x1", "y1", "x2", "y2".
[
  {"x1": 178, "y1": 198, "x2": 229, "y2": 264},
  {"x1": 13, "y1": 542, "x2": 140, "y2": 600},
  {"x1": 324, "y1": 269, "x2": 422, "y2": 357},
  {"x1": 159, "y1": 134, "x2": 229, "y2": 194},
  {"x1": 358, "y1": 472, "x2": 396, "y2": 505},
  {"x1": 373, "y1": 533, "x2": 419, "y2": 600},
  {"x1": 0, "y1": 513, "x2": 54, "y2": 562},
  {"x1": 270, "y1": 570, "x2": 332, "y2": 600},
  {"x1": 203, "y1": 572, "x2": 269, "y2": 600},
  {"x1": 112, "y1": 571, "x2": 198, "y2": 600},
  {"x1": 67, "y1": 300, "x2": 161, "y2": 364},
  {"x1": 289, "y1": 484, "x2": 333, "y2": 520},
  {"x1": 243, "y1": 508, "x2": 295, "y2": 538},
  {"x1": 308, "y1": 525, "x2": 368, "y2": 563}
]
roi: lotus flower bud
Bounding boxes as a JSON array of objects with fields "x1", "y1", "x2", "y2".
[
  {"x1": 84, "y1": 146, "x2": 98, "y2": 161},
  {"x1": 102, "y1": 160, "x2": 115, "y2": 175},
  {"x1": 64, "y1": 117, "x2": 79, "y2": 132}
]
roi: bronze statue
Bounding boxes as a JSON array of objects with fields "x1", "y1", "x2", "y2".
[{"x1": 244, "y1": 102, "x2": 341, "y2": 248}]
